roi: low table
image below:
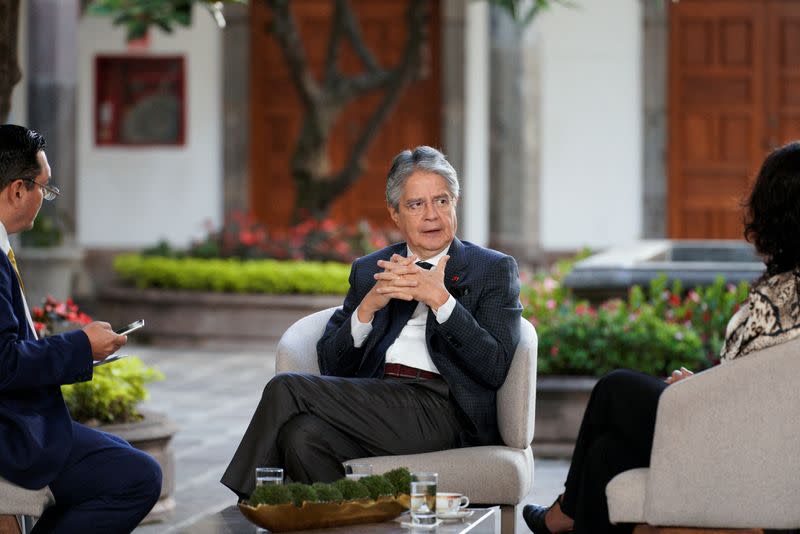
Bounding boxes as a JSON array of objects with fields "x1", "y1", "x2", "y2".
[{"x1": 180, "y1": 505, "x2": 501, "y2": 533}]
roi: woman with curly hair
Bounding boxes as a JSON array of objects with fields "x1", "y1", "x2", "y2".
[{"x1": 523, "y1": 142, "x2": 800, "y2": 534}]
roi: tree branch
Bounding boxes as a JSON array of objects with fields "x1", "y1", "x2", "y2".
[
  {"x1": 325, "y1": 0, "x2": 427, "y2": 199},
  {"x1": 340, "y1": 0, "x2": 380, "y2": 74},
  {"x1": 322, "y1": 0, "x2": 347, "y2": 84},
  {"x1": 0, "y1": 0, "x2": 22, "y2": 124},
  {"x1": 265, "y1": 0, "x2": 320, "y2": 108}
]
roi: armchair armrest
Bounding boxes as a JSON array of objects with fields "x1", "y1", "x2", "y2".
[
  {"x1": 275, "y1": 307, "x2": 338, "y2": 375},
  {"x1": 497, "y1": 318, "x2": 538, "y2": 449},
  {"x1": 644, "y1": 337, "x2": 800, "y2": 529}
]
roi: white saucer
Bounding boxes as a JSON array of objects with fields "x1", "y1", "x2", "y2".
[
  {"x1": 400, "y1": 519, "x2": 443, "y2": 530},
  {"x1": 437, "y1": 509, "x2": 474, "y2": 520}
]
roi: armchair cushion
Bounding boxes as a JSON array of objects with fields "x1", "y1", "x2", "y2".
[
  {"x1": 347, "y1": 445, "x2": 534, "y2": 505},
  {"x1": 0, "y1": 477, "x2": 53, "y2": 517}
]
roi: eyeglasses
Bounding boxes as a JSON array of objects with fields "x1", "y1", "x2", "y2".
[
  {"x1": 403, "y1": 196, "x2": 454, "y2": 215},
  {"x1": 23, "y1": 179, "x2": 60, "y2": 201}
]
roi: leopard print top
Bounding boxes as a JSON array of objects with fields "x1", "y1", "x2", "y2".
[{"x1": 720, "y1": 269, "x2": 800, "y2": 362}]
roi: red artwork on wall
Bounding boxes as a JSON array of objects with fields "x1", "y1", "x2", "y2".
[{"x1": 95, "y1": 55, "x2": 186, "y2": 146}]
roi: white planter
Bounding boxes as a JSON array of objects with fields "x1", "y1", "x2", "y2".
[{"x1": 15, "y1": 246, "x2": 85, "y2": 308}]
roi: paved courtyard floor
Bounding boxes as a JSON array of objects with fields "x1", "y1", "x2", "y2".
[{"x1": 128, "y1": 342, "x2": 569, "y2": 534}]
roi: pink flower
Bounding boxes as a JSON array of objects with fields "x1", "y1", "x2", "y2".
[
  {"x1": 543, "y1": 277, "x2": 557, "y2": 291},
  {"x1": 546, "y1": 299, "x2": 556, "y2": 310}
]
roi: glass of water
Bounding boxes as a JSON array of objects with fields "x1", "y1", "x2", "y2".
[
  {"x1": 410, "y1": 472, "x2": 437, "y2": 525},
  {"x1": 255, "y1": 466, "x2": 283, "y2": 486},
  {"x1": 343, "y1": 463, "x2": 373, "y2": 480}
]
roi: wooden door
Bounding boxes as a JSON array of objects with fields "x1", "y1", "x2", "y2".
[
  {"x1": 249, "y1": 0, "x2": 441, "y2": 229},
  {"x1": 766, "y1": 1, "x2": 800, "y2": 145},
  {"x1": 668, "y1": 1, "x2": 766, "y2": 239}
]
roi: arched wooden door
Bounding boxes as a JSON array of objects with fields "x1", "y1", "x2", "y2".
[
  {"x1": 668, "y1": 0, "x2": 800, "y2": 238},
  {"x1": 249, "y1": 0, "x2": 442, "y2": 229}
]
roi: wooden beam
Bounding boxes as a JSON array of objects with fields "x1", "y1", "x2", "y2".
[
  {"x1": 634, "y1": 526, "x2": 764, "y2": 534},
  {"x1": 0, "y1": 515, "x2": 21, "y2": 534}
]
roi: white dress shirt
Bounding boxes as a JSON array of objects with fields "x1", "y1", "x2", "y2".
[
  {"x1": 0, "y1": 222, "x2": 38, "y2": 339},
  {"x1": 350, "y1": 245, "x2": 456, "y2": 373}
]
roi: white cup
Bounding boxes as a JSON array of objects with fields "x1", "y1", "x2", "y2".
[{"x1": 436, "y1": 492, "x2": 469, "y2": 515}]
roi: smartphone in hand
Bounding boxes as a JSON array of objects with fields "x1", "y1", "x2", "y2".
[{"x1": 114, "y1": 319, "x2": 145, "y2": 336}]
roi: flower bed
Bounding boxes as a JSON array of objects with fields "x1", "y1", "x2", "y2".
[{"x1": 522, "y1": 254, "x2": 751, "y2": 377}]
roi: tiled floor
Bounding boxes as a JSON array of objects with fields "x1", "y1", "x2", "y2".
[{"x1": 128, "y1": 342, "x2": 569, "y2": 533}]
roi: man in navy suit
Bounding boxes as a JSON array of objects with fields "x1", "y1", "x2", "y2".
[
  {"x1": 0, "y1": 125, "x2": 161, "y2": 533},
  {"x1": 222, "y1": 146, "x2": 522, "y2": 495}
]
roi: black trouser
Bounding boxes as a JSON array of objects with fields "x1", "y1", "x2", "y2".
[
  {"x1": 220, "y1": 373, "x2": 461, "y2": 498},
  {"x1": 560, "y1": 369, "x2": 668, "y2": 534}
]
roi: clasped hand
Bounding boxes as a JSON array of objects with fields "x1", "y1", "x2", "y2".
[{"x1": 358, "y1": 254, "x2": 450, "y2": 322}]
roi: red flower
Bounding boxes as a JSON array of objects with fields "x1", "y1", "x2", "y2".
[
  {"x1": 550, "y1": 345, "x2": 560, "y2": 356},
  {"x1": 239, "y1": 230, "x2": 257, "y2": 246}
]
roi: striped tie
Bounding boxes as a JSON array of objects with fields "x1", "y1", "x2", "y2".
[{"x1": 7, "y1": 247, "x2": 24, "y2": 291}]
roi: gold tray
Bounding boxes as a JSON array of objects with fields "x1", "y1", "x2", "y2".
[{"x1": 239, "y1": 494, "x2": 410, "y2": 532}]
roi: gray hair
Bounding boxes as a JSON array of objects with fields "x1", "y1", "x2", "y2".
[{"x1": 385, "y1": 146, "x2": 460, "y2": 210}]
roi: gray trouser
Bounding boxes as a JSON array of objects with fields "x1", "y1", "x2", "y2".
[{"x1": 220, "y1": 373, "x2": 461, "y2": 497}]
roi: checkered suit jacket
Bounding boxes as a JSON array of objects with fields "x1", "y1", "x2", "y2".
[{"x1": 317, "y1": 238, "x2": 523, "y2": 446}]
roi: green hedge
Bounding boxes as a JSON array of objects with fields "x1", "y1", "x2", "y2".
[{"x1": 113, "y1": 254, "x2": 351, "y2": 295}]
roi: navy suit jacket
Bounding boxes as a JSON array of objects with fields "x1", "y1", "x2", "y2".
[
  {"x1": 317, "y1": 238, "x2": 523, "y2": 446},
  {"x1": 0, "y1": 253, "x2": 93, "y2": 489}
]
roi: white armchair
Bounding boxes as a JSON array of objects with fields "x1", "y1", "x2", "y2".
[
  {"x1": 276, "y1": 307, "x2": 538, "y2": 534},
  {"x1": 0, "y1": 478, "x2": 53, "y2": 534},
  {"x1": 606, "y1": 336, "x2": 800, "y2": 532}
]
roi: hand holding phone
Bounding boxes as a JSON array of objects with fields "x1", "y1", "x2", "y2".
[{"x1": 115, "y1": 319, "x2": 145, "y2": 336}]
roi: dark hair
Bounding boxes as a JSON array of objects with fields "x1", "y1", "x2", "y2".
[
  {"x1": 0, "y1": 124, "x2": 47, "y2": 192},
  {"x1": 743, "y1": 141, "x2": 800, "y2": 276}
]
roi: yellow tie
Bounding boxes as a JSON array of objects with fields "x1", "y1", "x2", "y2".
[{"x1": 7, "y1": 247, "x2": 24, "y2": 291}]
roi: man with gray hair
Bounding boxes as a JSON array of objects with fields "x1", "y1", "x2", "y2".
[{"x1": 222, "y1": 146, "x2": 522, "y2": 495}]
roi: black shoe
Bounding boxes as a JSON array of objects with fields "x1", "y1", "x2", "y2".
[{"x1": 522, "y1": 503, "x2": 552, "y2": 534}]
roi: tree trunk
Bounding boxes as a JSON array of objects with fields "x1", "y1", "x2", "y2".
[
  {"x1": 266, "y1": 0, "x2": 428, "y2": 222},
  {"x1": 0, "y1": 0, "x2": 22, "y2": 124}
]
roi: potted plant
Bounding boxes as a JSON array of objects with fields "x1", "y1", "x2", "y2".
[
  {"x1": 16, "y1": 210, "x2": 85, "y2": 310},
  {"x1": 34, "y1": 298, "x2": 177, "y2": 524}
]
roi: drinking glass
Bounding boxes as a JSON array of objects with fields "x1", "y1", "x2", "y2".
[
  {"x1": 409, "y1": 472, "x2": 437, "y2": 525},
  {"x1": 255, "y1": 466, "x2": 283, "y2": 486},
  {"x1": 343, "y1": 463, "x2": 373, "y2": 480}
]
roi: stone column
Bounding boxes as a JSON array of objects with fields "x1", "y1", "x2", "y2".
[
  {"x1": 27, "y1": 0, "x2": 79, "y2": 237},
  {"x1": 641, "y1": 0, "x2": 668, "y2": 238},
  {"x1": 442, "y1": 0, "x2": 465, "y2": 175},
  {"x1": 462, "y1": 1, "x2": 490, "y2": 247},
  {"x1": 488, "y1": 9, "x2": 542, "y2": 265},
  {"x1": 222, "y1": 2, "x2": 250, "y2": 218}
]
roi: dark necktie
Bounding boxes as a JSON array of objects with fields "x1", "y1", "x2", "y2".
[{"x1": 371, "y1": 260, "x2": 433, "y2": 371}]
